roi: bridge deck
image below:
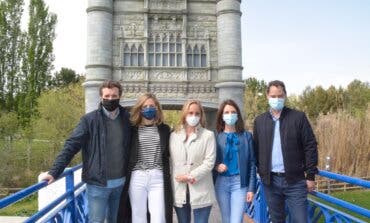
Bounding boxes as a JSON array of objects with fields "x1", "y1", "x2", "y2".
[{"x1": 172, "y1": 204, "x2": 222, "y2": 223}]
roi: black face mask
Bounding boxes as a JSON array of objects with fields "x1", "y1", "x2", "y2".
[{"x1": 102, "y1": 99, "x2": 120, "y2": 111}]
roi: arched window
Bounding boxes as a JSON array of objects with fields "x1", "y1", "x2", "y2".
[
  {"x1": 148, "y1": 34, "x2": 154, "y2": 66},
  {"x1": 186, "y1": 46, "x2": 192, "y2": 67},
  {"x1": 169, "y1": 34, "x2": 175, "y2": 66},
  {"x1": 162, "y1": 34, "x2": 168, "y2": 66},
  {"x1": 186, "y1": 44, "x2": 207, "y2": 68},
  {"x1": 131, "y1": 45, "x2": 138, "y2": 66},
  {"x1": 201, "y1": 46, "x2": 207, "y2": 67},
  {"x1": 176, "y1": 33, "x2": 182, "y2": 66},
  {"x1": 155, "y1": 34, "x2": 161, "y2": 66},
  {"x1": 123, "y1": 44, "x2": 145, "y2": 67},
  {"x1": 146, "y1": 32, "x2": 184, "y2": 67},
  {"x1": 138, "y1": 45, "x2": 144, "y2": 66},
  {"x1": 193, "y1": 45, "x2": 200, "y2": 67},
  {"x1": 122, "y1": 33, "x2": 188, "y2": 67},
  {"x1": 123, "y1": 44, "x2": 130, "y2": 66}
]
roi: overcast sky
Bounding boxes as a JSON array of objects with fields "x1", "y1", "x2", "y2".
[{"x1": 32, "y1": 0, "x2": 370, "y2": 95}]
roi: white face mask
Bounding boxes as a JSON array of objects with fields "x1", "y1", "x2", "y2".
[
  {"x1": 268, "y1": 97, "x2": 285, "y2": 111},
  {"x1": 223, "y1": 113, "x2": 238, "y2": 126},
  {"x1": 186, "y1": 115, "x2": 200, "y2": 127}
]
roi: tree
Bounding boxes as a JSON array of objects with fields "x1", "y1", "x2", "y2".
[
  {"x1": 299, "y1": 86, "x2": 331, "y2": 119},
  {"x1": 18, "y1": 0, "x2": 57, "y2": 125},
  {"x1": 50, "y1": 67, "x2": 81, "y2": 88},
  {"x1": 32, "y1": 81, "x2": 84, "y2": 154},
  {"x1": 0, "y1": 111, "x2": 19, "y2": 149},
  {"x1": 344, "y1": 80, "x2": 370, "y2": 118},
  {"x1": 0, "y1": 0, "x2": 24, "y2": 111},
  {"x1": 244, "y1": 77, "x2": 268, "y2": 128}
]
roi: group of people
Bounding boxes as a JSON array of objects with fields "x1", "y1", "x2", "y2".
[{"x1": 43, "y1": 79, "x2": 318, "y2": 223}]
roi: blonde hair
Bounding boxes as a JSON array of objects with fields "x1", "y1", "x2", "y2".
[
  {"x1": 176, "y1": 99, "x2": 206, "y2": 131},
  {"x1": 130, "y1": 93, "x2": 164, "y2": 126}
]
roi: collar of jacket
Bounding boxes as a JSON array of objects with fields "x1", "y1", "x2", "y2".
[
  {"x1": 269, "y1": 106, "x2": 290, "y2": 120},
  {"x1": 98, "y1": 103, "x2": 127, "y2": 116},
  {"x1": 178, "y1": 125, "x2": 203, "y2": 142}
]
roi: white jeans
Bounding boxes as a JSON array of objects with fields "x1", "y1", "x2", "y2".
[{"x1": 129, "y1": 169, "x2": 166, "y2": 223}]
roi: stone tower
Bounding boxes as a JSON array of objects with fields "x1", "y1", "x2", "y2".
[{"x1": 85, "y1": 0, "x2": 244, "y2": 126}]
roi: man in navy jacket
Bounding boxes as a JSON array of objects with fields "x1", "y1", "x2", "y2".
[
  {"x1": 43, "y1": 80, "x2": 131, "y2": 223},
  {"x1": 253, "y1": 80, "x2": 318, "y2": 223}
]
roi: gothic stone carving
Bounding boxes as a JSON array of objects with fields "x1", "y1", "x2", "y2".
[
  {"x1": 149, "y1": 0, "x2": 185, "y2": 10},
  {"x1": 188, "y1": 70, "x2": 208, "y2": 81},
  {"x1": 120, "y1": 15, "x2": 144, "y2": 38},
  {"x1": 149, "y1": 70, "x2": 186, "y2": 81},
  {"x1": 121, "y1": 81, "x2": 216, "y2": 100},
  {"x1": 120, "y1": 70, "x2": 145, "y2": 81},
  {"x1": 149, "y1": 16, "x2": 182, "y2": 31},
  {"x1": 121, "y1": 82, "x2": 148, "y2": 98}
]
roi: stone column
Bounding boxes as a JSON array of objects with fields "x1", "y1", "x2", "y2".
[
  {"x1": 84, "y1": 0, "x2": 113, "y2": 113},
  {"x1": 215, "y1": 0, "x2": 245, "y2": 114}
]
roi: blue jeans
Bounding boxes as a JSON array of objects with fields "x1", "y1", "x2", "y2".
[
  {"x1": 174, "y1": 192, "x2": 212, "y2": 223},
  {"x1": 263, "y1": 176, "x2": 308, "y2": 223},
  {"x1": 215, "y1": 175, "x2": 247, "y2": 223},
  {"x1": 86, "y1": 183, "x2": 124, "y2": 223}
]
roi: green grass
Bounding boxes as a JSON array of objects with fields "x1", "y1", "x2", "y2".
[
  {"x1": 309, "y1": 190, "x2": 370, "y2": 222},
  {"x1": 0, "y1": 194, "x2": 37, "y2": 217},
  {"x1": 333, "y1": 190, "x2": 370, "y2": 209}
]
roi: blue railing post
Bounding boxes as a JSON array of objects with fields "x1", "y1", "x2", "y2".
[
  {"x1": 259, "y1": 184, "x2": 269, "y2": 223},
  {"x1": 65, "y1": 171, "x2": 77, "y2": 222},
  {"x1": 253, "y1": 182, "x2": 269, "y2": 223}
]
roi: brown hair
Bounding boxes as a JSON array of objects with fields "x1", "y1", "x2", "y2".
[
  {"x1": 216, "y1": 99, "x2": 245, "y2": 133},
  {"x1": 130, "y1": 93, "x2": 164, "y2": 126},
  {"x1": 99, "y1": 80, "x2": 123, "y2": 97},
  {"x1": 267, "y1": 80, "x2": 287, "y2": 95},
  {"x1": 176, "y1": 99, "x2": 206, "y2": 131}
]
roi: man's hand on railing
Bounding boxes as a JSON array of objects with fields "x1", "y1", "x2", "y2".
[
  {"x1": 40, "y1": 172, "x2": 55, "y2": 184},
  {"x1": 306, "y1": 180, "x2": 315, "y2": 192}
]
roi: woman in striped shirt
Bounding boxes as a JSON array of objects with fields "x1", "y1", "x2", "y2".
[{"x1": 127, "y1": 93, "x2": 173, "y2": 223}]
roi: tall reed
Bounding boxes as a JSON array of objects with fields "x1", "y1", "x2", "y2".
[{"x1": 314, "y1": 107, "x2": 370, "y2": 177}]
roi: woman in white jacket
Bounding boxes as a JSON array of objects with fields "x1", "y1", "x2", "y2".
[{"x1": 169, "y1": 99, "x2": 216, "y2": 223}]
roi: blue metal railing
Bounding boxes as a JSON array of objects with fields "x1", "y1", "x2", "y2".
[
  {"x1": 308, "y1": 171, "x2": 370, "y2": 223},
  {"x1": 246, "y1": 170, "x2": 370, "y2": 223},
  {"x1": 1, "y1": 166, "x2": 369, "y2": 222},
  {"x1": 0, "y1": 164, "x2": 87, "y2": 222}
]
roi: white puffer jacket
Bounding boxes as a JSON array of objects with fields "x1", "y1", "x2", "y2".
[{"x1": 169, "y1": 126, "x2": 216, "y2": 208}]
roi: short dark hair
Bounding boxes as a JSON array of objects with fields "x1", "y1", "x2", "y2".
[
  {"x1": 99, "y1": 80, "x2": 122, "y2": 97},
  {"x1": 267, "y1": 80, "x2": 287, "y2": 95},
  {"x1": 216, "y1": 99, "x2": 245, "y2": 133}
]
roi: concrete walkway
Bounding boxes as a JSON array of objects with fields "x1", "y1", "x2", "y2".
[
  {"x1": 0, "y1": 216, "x2": 28, "y2": 223},
  {"x1": 172, "y1": 204, "x2": 222, "y2": 223}
]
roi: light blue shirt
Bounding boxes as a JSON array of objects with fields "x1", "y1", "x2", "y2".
[
  {"x1": 107, "y1": 177, "x2": 125, "y2": 188},
  {"x1": 271, "y1": 117, "x2": 285, "y2": 172}
]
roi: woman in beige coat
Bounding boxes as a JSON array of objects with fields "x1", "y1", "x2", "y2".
[{"x1": 169, "y1": 99, "x2": 216, "y2": 223}]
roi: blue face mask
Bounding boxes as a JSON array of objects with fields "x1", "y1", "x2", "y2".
[
  {"x1": 141, "y1": 107, "x2": 156, "y2": 120},
  {"x1": 223, "y1": 113, "x2": 238, "y2": 126},
  {"x1": 268, "y1": 98, "x2": 285, "y2": 111}
]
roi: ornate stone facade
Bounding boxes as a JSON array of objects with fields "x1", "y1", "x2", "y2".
[{"x1": 86, "y1": 0, "x2": 244, "y2": 120}]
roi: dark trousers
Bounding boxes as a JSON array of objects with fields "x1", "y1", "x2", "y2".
[{"x1": 263, "y1": 175, "x2": 308, "y2": 223}]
